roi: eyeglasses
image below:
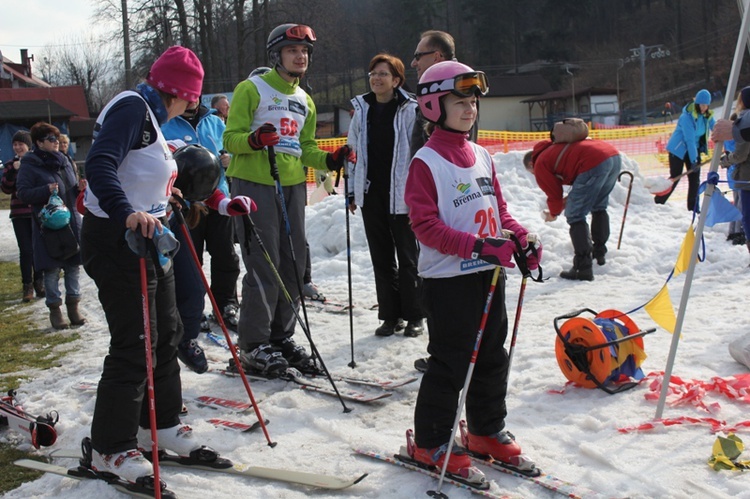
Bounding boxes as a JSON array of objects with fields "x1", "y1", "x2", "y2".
[
  {"x1": 286, "y1": 25, "x2": 316, "y2": 42},
  {"x1": 413, "y1": 50, "x2": 438, "y2": 61},
  {"x1": 368, "y1": 71, "x2": 391, "y2": 79},
  {"x1": 417, "y1": 71, "x2": 489, "y2": 98},
  {"x1": 43, "y1": 136, "x2": 59, "y2": 143}
]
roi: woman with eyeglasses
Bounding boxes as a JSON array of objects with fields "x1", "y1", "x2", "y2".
[
  {"x1": 16, "y1": 122, "x2": 86, "y2": 329},
  {"x1": 346, "y1": 53, "x2": 424, "y2": 338}
]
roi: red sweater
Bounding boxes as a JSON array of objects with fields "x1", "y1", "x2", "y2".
[
  {"x1": 531, "y1": 139, "x2": 619, "y2": 217},
  {"x1": 405, "y1": 127, "x2": 527, "y2": 259}
]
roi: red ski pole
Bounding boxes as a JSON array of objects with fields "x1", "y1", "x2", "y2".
[
  {"x1": 170, "y1": 203, "x2": 276, "y2": 447},
  {"x1": 137, "y1": 245, "x2": 162, "y2": 499}
]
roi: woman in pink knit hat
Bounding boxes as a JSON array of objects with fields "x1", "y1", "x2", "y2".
[{"x1": 79, "y1": 46, "x2": 217, "y2": 492}]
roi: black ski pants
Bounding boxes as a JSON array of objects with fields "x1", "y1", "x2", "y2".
[
  {"x1": 360, "y1": 191, "x2": 423, "y2": 323},
  {"x1": 81, "y1": 214, "x2": 183, "y2": 455},
  {"x1": 654, "y1": 152, "x2": 701, "y2": 211},
  {"x1": 415, "y1": 269, "x2": 509, "y2": 448}
]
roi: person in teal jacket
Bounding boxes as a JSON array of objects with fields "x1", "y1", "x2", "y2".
[
  {"x1": 222, "y1": 23, "x2": 353, "y2": 377},
  {"x1": 656, "y1": 88, "x2": 715, "y2": 210},
  {"x1": 162, "y1": 105, "x2": 242, "y2": 373}
]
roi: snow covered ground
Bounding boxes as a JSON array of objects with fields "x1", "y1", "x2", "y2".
[{"x1": 2, "y1": 150, "x2": 749, "y2": 499}]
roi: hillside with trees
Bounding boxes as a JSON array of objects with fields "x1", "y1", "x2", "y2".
[{"x1": 39, "y1": 0, "x2": 750, "y2": 118}]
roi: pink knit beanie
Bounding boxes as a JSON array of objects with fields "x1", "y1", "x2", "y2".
[{"x1": 146, "y1": 46, "x2": 204, "y2": 102}]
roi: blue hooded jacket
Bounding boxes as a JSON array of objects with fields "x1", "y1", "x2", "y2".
[{"x1": 666, "y1": 101, "x2": 715, "y2": 165}]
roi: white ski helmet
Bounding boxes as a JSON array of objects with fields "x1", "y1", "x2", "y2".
[{"x1": 417, "y1": 61, "x2": 489, "y2": 125}]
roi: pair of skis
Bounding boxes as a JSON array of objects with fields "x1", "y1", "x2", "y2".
[
  {"x1": 0, "y1": 390, "x2": 58, "y2": 449},
  {"x1": 16, "y1": 443, "x2": 368, "y2": 497},
  {"x1": 217, "y1": 365, "x2": 417, "y2": 404}
]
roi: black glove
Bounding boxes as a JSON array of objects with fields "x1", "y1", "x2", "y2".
[
  {"x1": 248, "y1": 122, "x2": 280, "y2": 150},
  {"x1": 326, "y1": 145, "x2": 356, "y2": 171}
]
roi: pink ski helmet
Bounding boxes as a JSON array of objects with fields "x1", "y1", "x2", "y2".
[{"x1": 417, "y1": 61, "x2": 489, "y2": 124}]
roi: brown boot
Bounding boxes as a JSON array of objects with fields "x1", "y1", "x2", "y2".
[
  {"x1": 65, "y1": 297, "x2": 86, "y2": 326},
  {"x1": 49, "y1": 303, "x2": 70, "y2": 330},
  {"x1": 22, "y1": 283, "x2": 34, "y2": 302},
  {"x1": 34, "y1": 278, "x2": 45, "y2": 298}
]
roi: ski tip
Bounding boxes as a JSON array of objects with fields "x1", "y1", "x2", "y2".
[{"x1": 353, "y1": 472, "x2": 369, "y2": 484}]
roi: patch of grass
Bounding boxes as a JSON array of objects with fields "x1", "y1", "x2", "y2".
[
  {"x1": 0, "y1": 261, "x2": 80, "y2": 493},
  {"x1": 0, "y1": 445, "x2": 44, "y2": 491}
]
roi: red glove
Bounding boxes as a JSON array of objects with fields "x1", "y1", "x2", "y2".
[
  {"x1": 248, "y1": 122, "x2": 280, "y2": 150},
  {"x1": 326, "y1": 145, "x2": 356, "y2": 171},
  {"x1": 218, "y1": 195, "x2": 257, "y2": 216},
  {"x1": 473, "y1": 237, "x2": 515, "y2": 268}
]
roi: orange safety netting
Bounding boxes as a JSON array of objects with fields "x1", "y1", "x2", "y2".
[{"x1": 309, "y1": 124, "x2": 719, "y2": 202}]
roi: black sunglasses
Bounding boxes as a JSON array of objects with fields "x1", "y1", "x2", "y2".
[{"x1": 413, "y1": 50, "x2": 439, "y2": 61}]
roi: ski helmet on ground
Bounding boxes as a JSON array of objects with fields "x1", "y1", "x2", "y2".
[
  {"x1": 267, "y1": 24, "x2": 316, "y2": 69},
  {"x1": 173, "y1": 144, "x2": 221, "y2": 202},
  {"x1": 417, "y1": 61, "x2": 489, "y2": 125}
]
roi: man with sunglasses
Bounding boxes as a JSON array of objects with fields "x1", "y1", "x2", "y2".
[{"x1": 223, "y1": 23, "x2": 354, "y2": 378}]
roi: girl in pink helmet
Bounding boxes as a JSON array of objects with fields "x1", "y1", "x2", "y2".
[{"x1": 403, "y1": 61, "x2": 542, "y2": 484}]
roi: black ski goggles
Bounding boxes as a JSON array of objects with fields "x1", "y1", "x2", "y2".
[
  {"x1": 286, "y1": 25, "x2": 316, "y2": 43},
  {"x1": 418, "y1": 71, "x2": 489, "y2": 98}
]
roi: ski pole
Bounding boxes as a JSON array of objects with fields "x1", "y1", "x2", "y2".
[
  {"x1": 506, "y1": 234, "x2": 538, "y2": 377},
  {"x1": 241, "y1": 213, "x2": 353, "y2": 413},
  {"x1": 342, "y1": 157, "x2": 356, "y2": 368},
  {"x1": 266, "y1": 146, "x2": 319, "y2": 361},
  {"x1": 170, "y1": 202, "x2": 276, "y2": 447},
  {"x1": 427, "y1": 265, "x2": 502, "y2": 499},
  {"x1": 133, "y1": 233, "x2": 162, "y2": 499},
  {"x1": 616, "y1": 171, "x2": 634, "y2": 250}
]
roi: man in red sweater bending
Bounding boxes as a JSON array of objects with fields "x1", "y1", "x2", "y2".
[{"x1": 523, "y1": 139, "x2": 621, "y2": 281}]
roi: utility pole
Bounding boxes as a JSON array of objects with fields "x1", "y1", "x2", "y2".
[{"x1": 625, "y1": 44, "x2": 670, "y2": 124}]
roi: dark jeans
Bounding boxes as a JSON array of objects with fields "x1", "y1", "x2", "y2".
[
  {"x1": 361, "y1": 192, "x2": 422, "y2": 322},
  {"x1": 81, "y1": 214, "x2": 183, "y2": 454},
  {"x1": 11, "y1": 217, "x2": 38, "y2": 284},
  {"x1": 171, "y1": 216, "x2": 205, "y2": 341},
  {"x1": 415, "y1": 270, "x2": 509, "y2": 448}
]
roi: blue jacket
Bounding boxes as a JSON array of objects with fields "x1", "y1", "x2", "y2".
[
  {"x1": 666, "y1": 102, "x2": 715, "y2": 165},
  {"x1": 16, "y1": 149, "x2": 82, "y2": 269},
  {"x1": 162, "y1": 107, "x2": 230, "y2": 196}
]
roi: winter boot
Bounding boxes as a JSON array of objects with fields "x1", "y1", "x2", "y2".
[
  {"x1": 22, "y1": 283, "x2": 34, "y2": 303},
  {"x1": 33, "y1": 278, "x2": 45, "y2": 298},
  {"x1": 91, "y1": 447, "x2": 154, "y2": 483},
  {"x1": 272, "y1": 337, "x2": 318, "y2": 374},
  {"x1": 560, "y1": 221, "x2": 594, "y2": 281},
  {"x1": 48, "y1": 303, "x2": 69, "y2": 330},
  {"x1": 461, "y1": 421, "x2": 537, "y2": 474},
  {"x1": 177, "y1": 338, "x2": 208, "y2": 374},
  {"x1": 591, "y1": 211, "x2": 610, "y2": 266},
  {"x1": 302, "y1": 281, "x2": 326, "y2": 302},
  {"x1": 221, "y1": 303, "x2": 239, "y2": 332},
  {"x1": 239, "y1": 344, "x2": 289, "y2": 378},
  {"x1": 403, "y1": 319, "x2": 425, "y2": 337},
  {"x1": 138, "y1": 424, "x2": 201, "y2": 457},
  {"x1": 375, "y1": 319, "x2": 405, "y2": 337},
  {"x1": 65, "y1": 297, "x2": 86, "y2": 326},
  {"x1": 405, "y1": 430, "x2": 485, "y2": 485}
]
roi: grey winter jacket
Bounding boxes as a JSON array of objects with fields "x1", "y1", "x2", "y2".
[
  {"x1": 347, "y1": 87, "x2": 417, "y2": 214},
  {"x1": 721, "y1": 109, "x2": 750, "y2": 191}
]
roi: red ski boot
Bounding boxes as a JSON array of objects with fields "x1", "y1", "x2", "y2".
[
  {"x1": 401, "y1": 429, "x2": 487, "y2": 487},
  {"x1": 460, "y1": 420, "x2": 539, "y2": 476}
]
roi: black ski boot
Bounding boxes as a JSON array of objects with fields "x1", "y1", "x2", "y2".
[
  {"x1": 560, "y1": 221, "x2": 594, "y2": 281},
  {"x1": 591, "y1": 210, "x2": 610, "y2": 266}
]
